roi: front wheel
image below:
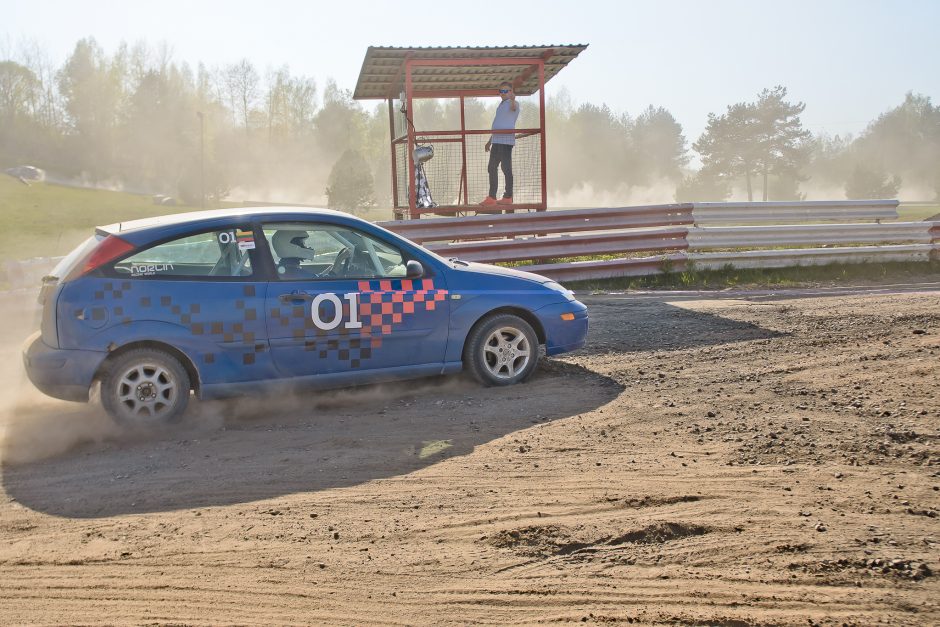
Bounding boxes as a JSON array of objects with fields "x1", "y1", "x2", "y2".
[
  {"x1": 464, "y1": 314, "x2": 539, "y2": 386},
  {"x1": 100, "y1": 348, "x2": 191, "y2": 425}
]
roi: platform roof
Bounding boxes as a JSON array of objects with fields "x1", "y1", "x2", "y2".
[{"x1": 352, "y1": 45, "x2": 588, "y2": 100}]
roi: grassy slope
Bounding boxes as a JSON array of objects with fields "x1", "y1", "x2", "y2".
[
  {"x1": 0, "y1": 176, "x2": 398, "y2": 261},
  {"x1": 898, "y1": 204, "x2": 940, "y2": 221},
  {"x1": 0, "y1": 175, "x2": 200, "y2": 261}
]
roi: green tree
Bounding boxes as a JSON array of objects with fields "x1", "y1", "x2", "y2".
[
  {"x1": 0, "y1": 61, "x2": 43, "y2": 163},
  {"x1": 0, "y1": 60, "x2": 40, "y2": 121},
  {"x1": 752, "y1": 86, "x2": 811, "y2": 200},
  {"x1": 120, "y1": 60, "x2": 200, "y2": 192},
  {"x1": 631, "y1": 105, "x2": 689, "y2": 183},
  {"x1": 326, "y1": 149, "x2": 376, "y2": 215},
  {"x1": 806, "y1": 132, "x2": 855, "y2": 189},
  {"x1": 844, "y1": 164, "x2": 901, "y2": 199},
  {"x1": 263, "y1": 67, "x2": 317, "y2": 142},
  {"x1": 364, "y1": 102, "x2": 392, "y2": 207},
  {"x1": 694, "y1": 102, "x2": 758, "y2": 199},
  {"x1": 285, "y1": 75, "x2": 318, "y2": 136},
  {"x1": 223, "y1": 58, "x2": 259, "y2": 133},
  {"x1": 314, "y1": 79, "x2": 368, "y2": 156},
  {"x1": 694, "y1": 86, "x2": 810, "y2": 201},
  {"x1": 853, "y1": 92, "x2": 940, "y2": 196},
  {"x1": 551, "y1": 102, "x2": 634, "y2": 194},
  {"x1": 57, "y1": 38, "x2": 125, "y2": 178}
]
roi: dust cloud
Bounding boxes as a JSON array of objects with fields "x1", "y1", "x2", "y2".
[
  {"x1": 192, "y1": 375, "x2": 475, "y2": 431},
  {"x1": 226, "y1": 185, "x2": 328, "y2": 207},
  {"x1": 0, "y1": 294, "x2": 121, "y2": 465},
  {"x1": 0, "y1": 290, "x2": 476, "y2": 466},
  {"x1": 550, "y1": 179, "x2": 681, "y2": 207}
]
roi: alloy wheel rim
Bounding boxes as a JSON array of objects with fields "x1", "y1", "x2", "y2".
[
  {"x1": 482, "y1": 326, "x2": 531, "y2": 379},
  {"x1": 116, "y1": 362, "x2": 177, "y2": 419}
]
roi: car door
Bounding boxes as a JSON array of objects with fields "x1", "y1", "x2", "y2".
[
  {"x1": 94, "y1": 224, "x2": 275, "y2": 385},
  {"x1": 260, "y1": 221, "x2": 450, "y2": 379}
]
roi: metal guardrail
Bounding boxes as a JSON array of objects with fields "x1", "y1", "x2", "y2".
[
  {"x1": 690, "y1": 244, "x2": 938, "y2": 270},
  {"x1": 378, "y1": 203, "x2": 694, "y2": 243},
  {"x1": 692, "y1": 199, "x2": 899, "y2": 223},
  {"x1": 3, "y1": 201, "x2": 935, "y2": 289},
  {"x1": 382, "y1": 200, "x2": 936, "y2": 282},
  {"x1": 425, "y1": 226, "x2": 689, "y2": 263},
  {"x1": 524, "y1": 253, "x2": 688, "y2": 282},
  {"x1": 687, "y1": 222, "x2": 935, "y2": 249}
]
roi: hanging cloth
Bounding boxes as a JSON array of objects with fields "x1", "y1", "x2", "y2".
[{"x1": 414, "y1": 145, "x2": 437, "y2": 209}]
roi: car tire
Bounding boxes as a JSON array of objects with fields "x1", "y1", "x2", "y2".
[
  {"x1": 100, "y1": 348, "x2": 191, "y2": 425},
  {"x1": 463, "y1": 314, "x2": 539, "y2": 386}
]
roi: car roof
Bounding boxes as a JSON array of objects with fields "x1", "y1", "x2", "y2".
[{"x1": 101, "y1": 206, "x2": 351, "y2": 235}]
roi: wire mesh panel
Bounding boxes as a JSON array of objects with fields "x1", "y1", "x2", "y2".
[
  {"x1": 464, "y1": 132, "x2": 542, "y2": 206},
  {"x1": 413, "y1": 136, "x2": 464, "y2": 206},
  {"x1": 391, "y1": 96, "x2": 408, "y2": 140},
  {"x1": 390, "y1": 92, "x2": 545, "y2": 216},
  {"x1": 394, "y1": 142, "x2": 408, "y2": 209},
  {"x1": 393, "y1": 132, "x2": 543, "y2": 212}
]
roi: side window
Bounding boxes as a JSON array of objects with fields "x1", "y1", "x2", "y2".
[
  {"x1": 262, "y1": 223, "x2": 406, "y2": 280},
  {"x1": 112, "y1": 227, "x2": 256, "y2": 278}
]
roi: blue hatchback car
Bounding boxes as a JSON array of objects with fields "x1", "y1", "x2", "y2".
[{"x1": 23, "y1": 208, "x2": 588, "y2": 424}]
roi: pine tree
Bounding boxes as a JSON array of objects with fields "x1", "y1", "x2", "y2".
[
  {"x1": 326, "y1": 149, "x2": 376, "y2": 215},
  {"x1": 694, "y1": 87, "x2": 810, "y2": 200}
]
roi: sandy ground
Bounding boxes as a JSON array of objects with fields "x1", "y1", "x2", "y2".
[{"x1": 0, "y1": 282, "x2": 937, "y2": 625}]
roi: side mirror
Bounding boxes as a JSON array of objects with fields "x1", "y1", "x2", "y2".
[{"x1": 405, "y1": 260, "x2": 424, "y2": 278}]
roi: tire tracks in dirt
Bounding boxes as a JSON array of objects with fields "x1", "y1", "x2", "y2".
[{"x1": 0, "y1": 285, "x2": 938, "y2": 624}]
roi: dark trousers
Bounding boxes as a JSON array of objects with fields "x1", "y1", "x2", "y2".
[{"x1": 487, "y1": 143, "x2": 514, "y2": 198}]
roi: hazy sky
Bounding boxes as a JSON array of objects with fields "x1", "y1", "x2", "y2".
[{"x1": 3, "y1": 0, "x2": 938, "y2": 143}]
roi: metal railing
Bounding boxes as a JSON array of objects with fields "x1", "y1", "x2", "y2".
[
  {"x1": 686, "y1": 222, "x2": 935, "y2": 248},
  {"x1": 380, "y1": 203, "x2": 693, "y2": 243},
  {"x1": 4, "y1": 200, "x2": 936, "y2": 289},
  {"x1": 691, "y1": 200, "x2": 899, "y2": 223},
  {"x1": 380, "y1": 199, "x2": 939, "y2": 283}
]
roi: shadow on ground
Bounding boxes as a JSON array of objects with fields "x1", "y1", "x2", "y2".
[
  {"x1": 2, "y1": 363, "x2": 621, "y2": 518},
  {"x1": 2, "y1": 292, "x2": 786, "y2": 519},
  {"x1": 577, "y1": 298, "x2": 783, "y2": 354}
]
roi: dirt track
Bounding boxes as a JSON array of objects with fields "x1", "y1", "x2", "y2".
[{"x1": 1, "y1": 283, "x2": 938, "y2": 625}]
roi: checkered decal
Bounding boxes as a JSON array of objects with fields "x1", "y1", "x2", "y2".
[
  {"x1": 84, "y1": 278, "x2": 446, "y2": 371},
  {"x1": 275, "y1": 278, "x2": 448, "y2": 369},
  {"x1": 90, "y1": 282, "x2": 267, "y2": 365},
  {"x1": 358, "y1": 277, "x2": 448, "y2": 343}
]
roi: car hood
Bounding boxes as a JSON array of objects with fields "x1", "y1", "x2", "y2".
[{"x1": 453, "y1": 261, "x2": 552, "y2": 284}]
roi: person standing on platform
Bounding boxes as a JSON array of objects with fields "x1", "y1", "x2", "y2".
[{"x1": 480, "y1": 81, "x2": 519, "y2": 207}]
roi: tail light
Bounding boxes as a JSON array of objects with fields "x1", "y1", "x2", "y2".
[{"x1": 63, "y1": 235, "x2": 135, "y2": 282}]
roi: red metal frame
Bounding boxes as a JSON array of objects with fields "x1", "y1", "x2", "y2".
[
  {"x1": 459, "y1": 96, "x2": 468, "y2": 206},
  {"x1": 387, "y1": 96, "x2": 398, "y2": 217},
  {"x1": 392, "y1": 56, "x2": 549, "y2": 219}
]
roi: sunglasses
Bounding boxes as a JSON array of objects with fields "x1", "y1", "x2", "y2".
[{"x1": 498, "y1": 88, "x2": 510, "y2": 94}]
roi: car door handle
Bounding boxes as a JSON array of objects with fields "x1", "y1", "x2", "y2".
[{"x1": 279, "y1": 291, "x2": 314, "y2": 303}]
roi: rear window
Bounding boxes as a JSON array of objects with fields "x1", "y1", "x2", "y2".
[
  {"x1": 50, "y1": 234, "x2": 104, "y2": 279},
  {"x1": 110, "y1": 228, "x2": 255, "y2": 278}
]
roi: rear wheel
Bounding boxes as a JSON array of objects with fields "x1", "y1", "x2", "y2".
[
  {"x1": 464, "y1": 314, "x2": 539, "y2": 386},
  {"x1": 100, "y1": 348, "x2": 190, "y2": 425}
]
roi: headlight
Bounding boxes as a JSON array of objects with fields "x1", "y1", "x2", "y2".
[{"x1": 543, "y1": 281, "x2": 575, "y2": 301}]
